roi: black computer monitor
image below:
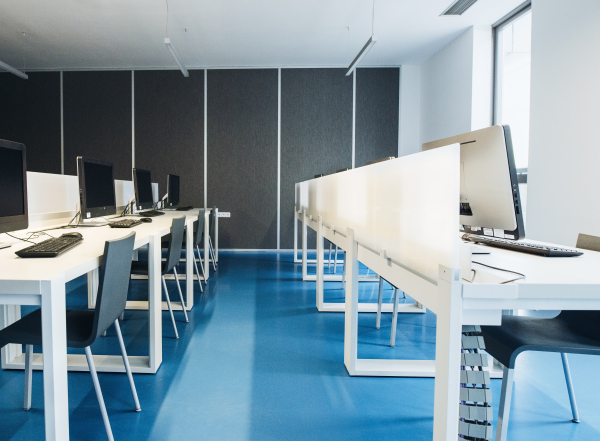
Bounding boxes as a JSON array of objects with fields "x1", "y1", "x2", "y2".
[
  {"x1": 422, "y1": 125, "x2": 524, "y2": 240},
  {"x1": 77, "y1": 157, "x2": 117, "y2": 219},
  {"x1": 166, "y1": 174, "x2": 180, "y2": 207},
  {"x1": 133, "y1": 168, "x2": 154, "y2": 211},
  {"x1": 0, "y1": 139, "x2": 28, "y2": 236}
]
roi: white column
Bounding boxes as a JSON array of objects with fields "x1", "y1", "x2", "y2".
[
  {"x1": 343, "y1": 228, "x2": 359, "y2": 375},
  {"x1": 204, "y1": 210, "x2": 210, "y2": 280},
  {"x1": 148, "y1": 233, "x2": 163, "y2": 372},
  {"x1": 302, "y1": 210, "x2": 308, "y2": 280}
]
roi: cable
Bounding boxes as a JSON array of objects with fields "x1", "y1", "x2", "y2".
[
  {"x1": 472, "y1": 261, "x2": 526, "y2": 284},
  {"x1": 4, "y1": 233, "x2": 35, "y2": 244}
]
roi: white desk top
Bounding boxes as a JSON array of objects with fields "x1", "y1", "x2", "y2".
[{"x1": 0, "y1": 210, "x2": 201, "y2": 291}]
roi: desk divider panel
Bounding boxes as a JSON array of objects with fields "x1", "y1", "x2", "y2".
[{"x1": 297, "y1": 145, "x2": 461, "y2": 283}]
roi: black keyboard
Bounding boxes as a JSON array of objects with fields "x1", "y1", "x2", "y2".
[
  {"x1": 109, "y1": 219, "x2": 142, "y2": 228},
  {"x1": 462, "y1": 234, "x2": 583, "y2": 257},
  {"x1": 140, "y1": 210, "x2": 164, "y2": 217},
  {"x1": 176, "y1": 206, "x2": 193, "y2": 211},
  {"x1": 16, "y1": 234, "x2": 83, "y2": 258}
]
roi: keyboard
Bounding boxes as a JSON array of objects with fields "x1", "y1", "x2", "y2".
[
  {"x1": 175, "y1": 206, "x2": 193, "y2": 211},
  {"x1": 16, "y1": 234, "x2": 83, "y2": 258},
  {"x1": 462, "y1": 234, "x2": 583, "y2": 257},
  {"x1": 109, "y1": 219, "x2": 142, "y2": 228},
  {"x1": 140, "y1": 210, "x2": 164, "y2": 217}
]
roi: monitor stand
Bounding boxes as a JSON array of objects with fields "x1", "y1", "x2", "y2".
[{"x1": 0, "y1": 243, "x2": 11, "y2": 250}]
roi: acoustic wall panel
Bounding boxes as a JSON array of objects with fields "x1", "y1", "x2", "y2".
[
  {"x1": 280, "y1": 68, "x2": 353, "y2": 249},
  {"x1": 0, "y1": 72, "x2": 61, "y2": 174},
  {"x1": 355, "y1": 68, "x2": 399, "y2": 167},
  {"x1": 207, "y1": 69, "x2": 278, "y2": 249},
  {"x1": 63, "y1": 71, "x2": 132, "y2": 179},
  {"x1": 135, "y1": 70, "x2": 204, "y2": 207}
]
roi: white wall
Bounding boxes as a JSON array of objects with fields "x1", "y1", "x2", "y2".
[
  {"x1": 526, "y1": 0, "x2": 600, "y2": 246},
  {"x1": 398, "y1": 65, "x2": 422, "y2": 156},
  {"x1": 419, "y1": 26, "x2": 492, "y2": 145}
]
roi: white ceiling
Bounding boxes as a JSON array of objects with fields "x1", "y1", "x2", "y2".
[{"x1": 0, "y1": 0, "x2": 525, "y2": 71}]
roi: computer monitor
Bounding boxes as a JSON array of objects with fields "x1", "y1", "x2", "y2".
[
  {"x1": 166, "y1": 174, "x2": 180, "y2": 207},
  {"x1": 133, "y1": 168, "x2": 154, "y2": 211},
  {"x1": 422, "y1": 125, "x2": 524, "y2": 240},
  {"x1": 77, "y1": 157, "x2": 117, "y2": 219},
  {"x1": 0, "y1": 139, "x2": 28, "y2": 242}
]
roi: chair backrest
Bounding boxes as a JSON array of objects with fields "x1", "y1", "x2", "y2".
[
  {"x1": 209, "y1": 205, "x2": 216, "y2": 235},
  {"x1": 557, "y1": 233, "x2": 600, "y2": 339},
  {"x1": 93, "y1": 232, "x2": 136, "y2": 340},
  {"x1": 194, "y1": 209, "x2": 206, "y2": 247},
  {"x1": 164, "y1": 216, "x2": 186, "y2": 273}
]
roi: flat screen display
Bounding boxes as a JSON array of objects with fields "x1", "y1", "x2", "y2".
[
  {"x1": 83, "y1": 161, "x2": 116, "y2": 210},
  {"x1": 0, "y1": 147, "x2": 25, "y2": 218},
  {"x1": 168, "y1": 174, "x2": 180, "y2": 207},
  {"x1": 135, "y1": 169, "x2": 153, "y2": 208}
]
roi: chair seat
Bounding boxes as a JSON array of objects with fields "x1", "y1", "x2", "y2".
[
  {"x1": 0, "y1": 309, "x2": 95, "y2": 349},
  {"x1": 482, "y1": 315, "x2": 600, "y2": 369}
]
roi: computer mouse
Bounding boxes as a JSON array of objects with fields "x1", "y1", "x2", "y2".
[
  {"x1": 61, "y1": 232, "x2": 83, "y2": 239},
  {"x1": 140, "y1": 218, "x2": 153, "y2": 223}
]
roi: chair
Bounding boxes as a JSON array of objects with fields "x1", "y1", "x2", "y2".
[
  {"x1": 132, "y1": 216, "x2": 188, "y2": 339},
  {"x1": 0, "y1": 232, "x2": 140, "y2": 441},
  {"x1": 188, "y1": 209, "x2": 207, "y2": 292},
  {"x1": 208, "y1": 206, "x2": 217, "y2": 271},
  {"x1": 481, "y1": 233, "x2": 600, "y2": 441},
  {"x1": 375, "y1": 278, "x2": 406, "y2": 347}
]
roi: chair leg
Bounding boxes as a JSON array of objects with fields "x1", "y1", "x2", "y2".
[
  {"x1": 376, "y1": 278, "x2": 384, "y2": 329},
  {"x1": 23, "y1": 344, "x2": 33, "y2": 411},
  {"x1": 161, "y1": 275, "x2": 179, "y2": 339},
  {"x1": 328, "y1": 242, "x2": 332, "y2": 270},
  {"x1": 496, "y1": 366, "x2": 515, "y2": 441},
  {"x1": 196, "y1": 245, "x2": 207, "y2": 283},
  {"x1": 172, "y1": 268, "x2": 189, "y2": 323},
  {"x1": 342, "y1": 252, "x2": 346, "y2": 290},
  {"x1": 334, "y1": 246, "x2": 338, "y2": 273},
  {"x1": 389, "y1": 288, "x2": 399, "y2": 347},
  {"x1": 193, "y1": 256, "x2": 204, "y2": 293},
  {"x1": 119, "y1": 311, "x2": 125, "y2": 321},
  {"x1": 113, "y1": 319, "x2": 141, "y2": 412},
  {"x1": 84, "y1": 346, "x2": 114, "y2": 441},
  {"x1": 561, "y1": 353, "x2": 580, "y2": 423}
]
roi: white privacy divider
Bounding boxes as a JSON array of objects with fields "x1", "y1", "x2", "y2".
[{"x1": 296, "y1": 144, "x2": 461, "y2": 283}]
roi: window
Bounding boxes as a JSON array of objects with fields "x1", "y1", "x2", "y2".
[{"x1": 494, "y1": 6, "x2": 532, "y2": 171}]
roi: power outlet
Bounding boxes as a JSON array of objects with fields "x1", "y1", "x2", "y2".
[{"x1": 218, "y1": 212, "x2": 231, "y2": 218}]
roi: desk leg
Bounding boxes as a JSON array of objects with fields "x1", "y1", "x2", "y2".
[
  {"x1": 204, "y1": 210, "x2": 210, "y2": 281},
  {"x1": 148, "y1": 234, "x2": 163, "y2": 372},
  {"x1": 87, "y1": 269, "x2": 99, "y2": 309},
  {"x1": 302, "y1": 210, "x2": 308, "y2": 280},
  {"x1": 343, "y1": 228, "x2": 359, "y2": 375},
  {"x1": 432, "y1": 266, "x2": 463, "y2": 441},
  {"x1": 41, "y1": 274, "x2": 69, "y2": 441},
  {"x1": 294, "y1": 210, "x2": 299, "y2": 263},
  {"x1": 1, "y1": 305, "x2": 22, "y2": 366},
  {"x1": 185, "y1": 217, "x2": 194, "y2": 310},
  {"x1": 215, "y1": 207, "x2": 219, "y2": 264},
  {"x1": 316, "y1": 216, "x2": 324, "y2": 310}
]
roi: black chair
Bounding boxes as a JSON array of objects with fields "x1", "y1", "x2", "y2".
[
  {"x1": 191, "y1": 209, "x2": 207, "y2": 291},
  {"x1": 208, "y1": 206, "x2": 217, "y2": 271},
  {"x1": 132, "y1": 216, "x2": 188, "y2": 339},
  {"x1": 481, "y1": 233, "x2": 600, "y2": 441},
  {"x1": 0, "y1": 232, "x2": 140, "y2": 441}
]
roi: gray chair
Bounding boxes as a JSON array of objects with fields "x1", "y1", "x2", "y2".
[
  {"x1": 375, "y1": 277, "x2": 406, "y2": 347},
  {"x1": 481, "y1": 233, "x2": 600, "y2": 441},
  {"x1": 0, "y1": 232, "x2": 140, "y2": 441},
  {"x1": 132, "y1": 216, "x2": 188, "y2": 339},
  {"x1": 191, "y1": 210, "x2": 208, "y2": 291}
]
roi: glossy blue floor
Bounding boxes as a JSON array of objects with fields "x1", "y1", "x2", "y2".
[{"x1": 1, "y1": 251, "x2": 600, "y2": 440}]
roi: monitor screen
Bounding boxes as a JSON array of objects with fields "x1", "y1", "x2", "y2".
[
  {"x1": 77, "y1": 157, "x2": 116, "y2": 218},
  {"x1": 167, "y1": 174, "x2": 180, "y2": 207},
  {"x1": 134, "y1": 168, "x2": 154, "y2": 210},
  {"x1": 0, "y1": 147, "x2": 25, "y2": 218}
]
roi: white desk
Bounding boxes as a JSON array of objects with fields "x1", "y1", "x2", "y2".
[{"x1": 0, "y1": 209, "x2": 209, "y2": 441}]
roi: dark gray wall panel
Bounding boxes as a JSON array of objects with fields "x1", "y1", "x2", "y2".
[
  {"x1": 0, "y1": 72, "x2": 61, "y2": 174},
  {"x1": 280, "y1": 68, "x2": 353, "y2": 249},
  {"x1": 355, "y1": 68, "x2": 399, "y2": 167},
  {"x1": 135, "y1": 70, "x2": 204, "y2": 207},
  {"x1": 63, "y1": 71, "x2": 131, "y2": 179},
  {"x1": 208, "y1": 69, "x2": 278, "y2": 249}
]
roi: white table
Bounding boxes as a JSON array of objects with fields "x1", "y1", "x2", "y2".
[{"x1": 0, "y1": 209, "x2": 209, "y2": 441}]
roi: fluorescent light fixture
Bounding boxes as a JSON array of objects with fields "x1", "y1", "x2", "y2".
[
  {"x1": 0, "y1": 60, "x2": 28, "y2": 80},
  {"x1": 346, "y1": 35, "x2": 377, "y2": 77},
  {"x1": 164, "y1": 37, "x2": 189, "y2": 77}
]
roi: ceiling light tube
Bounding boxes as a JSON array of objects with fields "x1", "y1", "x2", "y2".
[
  {"x1": 0, "y1": 60, "x2": 28, "y2": 80},
  {"x1": 346, "y1": 35, "x2": 377, "y2": 76},
  {"x1": 164, "y1": 38, "x2": 189, "y2": 77}
]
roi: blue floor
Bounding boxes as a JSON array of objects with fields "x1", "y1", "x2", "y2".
[{"x1": 1, "y1": 251, "x2": 600, "y2": 440}]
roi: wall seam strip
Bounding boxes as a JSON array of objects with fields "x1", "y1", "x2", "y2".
[
  {"x1": 277, "y1": 68, "x2": 282, "y2": 250},
  {"x1": 352, "y1": 69, "x2": 356, "y2": 169},
  {"x1": 204, "y1": 69, "x2": 208, "y2": 209},
  {"x1": 60, "y1": 71, "x2": 64, "y2": 174},
  {"x1": 131, "y1": 70, "x2": 135, "y2": 168}
]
